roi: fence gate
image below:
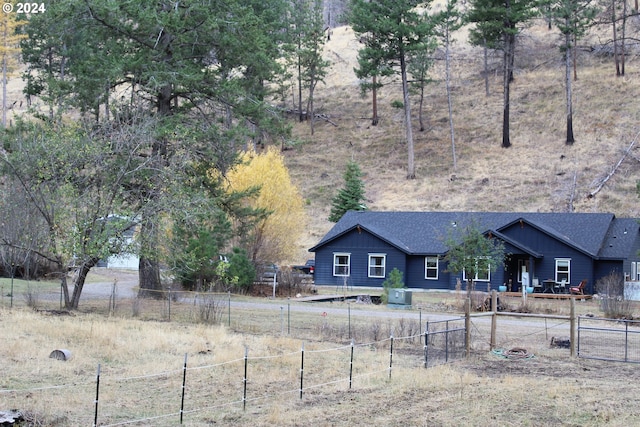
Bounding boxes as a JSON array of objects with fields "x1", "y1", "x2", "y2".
[
  {"x1": 577, "y1": 316, "x2": 640, "y2": 363},
  {"x1": 424, "y1": 318, "x2": 466, "y2": 368}
]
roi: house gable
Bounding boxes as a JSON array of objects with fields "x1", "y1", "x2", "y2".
[
  {"x1": 496, "y1": 216, "x2": 610, "y2": 258},
  {"x1": 312, "y1": 226, "x2": 409, "y2": 287}
]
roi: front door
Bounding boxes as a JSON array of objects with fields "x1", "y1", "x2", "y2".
[
  {"x1": 519, "y1": 259, "x2": 531, "y2": 290},
  {"x1": 504, "y1": 257, "x2": 531, "y2": 292}
]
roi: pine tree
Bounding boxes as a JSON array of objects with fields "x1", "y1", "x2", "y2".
[
  {"x1": 290, "y1": 0, "x2": 330, "y2": 134},
  {"x1": 329, "y1": 161, "x2": 367, "y2": 223},
  {"x1": 466, "y1": 0, "x2": 538, "y2": 148},
  {"x1": 547, "y1": 0, "x2": 600, "y2": 144},
  {"x1": 349, "y1": 0, "x2": 434, "y2": 178},
  {"x1": 444, "y1": 221, "x2": 505, "y2": 296},
  {"x1": 20, "y1": 0, "x2": 291, "y2": 295}
]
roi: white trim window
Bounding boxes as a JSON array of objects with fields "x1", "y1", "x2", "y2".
[
  {"x1": 462, "y1": 259, "x2": 491, "y2": 282},
  {"x1": 555, "y1": 258, "x2": 570, "y2": 283},
  {"x1": 368, "y1": 254, "x2": 386, "y2": 278},
  {"x1": 333, "y1": 253, "x2": 350, "y2": 277},
  {"x1": 631, "y1": 262, "x2": 640, "y2": 281},
  {"x1": 425, "y1": 256, "x2": 438, "y2": 280}
]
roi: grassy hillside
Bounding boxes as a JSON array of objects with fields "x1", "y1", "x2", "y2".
[
  {"x1": 4, "y1": 19, "x2": 639, "y2": 265},
  {"x1": 284, "y1": 22, "x2": 640, "y2": 261}
]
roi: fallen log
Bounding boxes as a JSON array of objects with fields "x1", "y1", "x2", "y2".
[{"x1": 588, "y1": 132, "x2": 640, "y2": 199}]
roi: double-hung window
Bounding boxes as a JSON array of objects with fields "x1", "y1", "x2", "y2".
[
  {"x1": 333, "y1": 253, "x2": 350, "y2": 276},
  {"x1": 555, "y1": 259, "x2": 570, "y2": 283},
  {"x1": 368, "y1": 254, "x2": 386, "y2": 278},
  {"x1": 462, "y1": 258, "x2": 491, "y2": 282},
  {"x1": 425, "y1": 256, "x2": 438, "y2": 280},
  {"x1": 632, "y1": 262, "x2": 640, "y2": 281}
]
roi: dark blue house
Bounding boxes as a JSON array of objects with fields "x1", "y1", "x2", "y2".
[{"x1": 309, "y1": 211, "x2": 640, "y2": 295}]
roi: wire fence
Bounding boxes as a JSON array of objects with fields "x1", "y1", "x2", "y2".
[
  {"x1": 423, "y1": 318, "x2": 467, "y2": 368},
  {"x1": 5, "y1": 287, "x2": 640, "y2": 424},
  {"x1": 577, "y1": 316, "x2": 640, "y2": 363},
  {"x1": 0, "y1": 307, "x2": 589, "y2": 425},
  {"x1": 1, "y1": 332, "x2": 428, "y2": 426}
]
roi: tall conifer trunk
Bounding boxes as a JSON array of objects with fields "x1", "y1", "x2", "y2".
[
  {"x1": 138, "y1": 85, "x2": 172, "y2": 296},
  {"x1": 502, "y1": 33, "x2": 513, "y2": 148},
  {"x1": 565, "y1": 27, "x2": 575, "y2": 145},
  {"x1": 400, "y1": 53, "x2": 415, "y2": 178}
]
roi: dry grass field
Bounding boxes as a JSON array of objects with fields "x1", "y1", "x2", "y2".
[
  {"x1": 2, "y1": 293, "x2": 640, "y2": 426},
  {"x1": 2, "y1": 268, "x2": 640, "y2": 426},
  {"x1": 3, "y1": 17, "x2": 640, "y2": 427}
]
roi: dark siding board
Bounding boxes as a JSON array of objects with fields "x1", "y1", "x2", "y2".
[
  {"x1": 491, "y1": 268, "x2": 506, "y2": 291},
  {"x1": 312, "y1": 229, "x2": 406, "y2": 288},
  {"x1": 502, "y1": 222, "x2": 554, "y2": 252},
  {"x1": 440, "y1": 260, "x2": 506, "y2": 291},
  {"x1": 534, "y1": 249, "x2": 593, "y2": 284},
  {"x1": 594, "y1": 261, "x2": 624, "y2": 294},
  {"x1": 406, "y1": 256, "x2": 452, "y2": 289},
  {"x1": 502, "y1": 224, "x2": 596, "y2": 288},
  {"x1": 622, "y1": 235, "x2": 640, "y2": 280},
  {"x1": 313, "y1": 214, "x2": 639, "y2": 293}
]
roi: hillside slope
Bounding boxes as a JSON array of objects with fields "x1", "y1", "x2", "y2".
[
  {"x1": 4, "y1": 20, "x2": 639, "y2": 265},
  {"x1": 284, "y1": 22, "x2": 640, "y2": 261}
]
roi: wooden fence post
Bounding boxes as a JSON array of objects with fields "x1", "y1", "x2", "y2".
[
  {"x1": 490, "y1": 290, "x2": 497, "y2": 350},
  {"x1": 465, "y1": 298, "x2": 471, "y2": 358},
  {"x1": 570, "y1": 297, "x2": 576, "y2": 357}
]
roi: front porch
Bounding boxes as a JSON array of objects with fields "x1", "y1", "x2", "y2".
[{"x1": 499, "y1": 291, "x2": 592, "y2": 300}]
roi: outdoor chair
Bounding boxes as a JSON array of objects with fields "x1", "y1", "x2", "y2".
[
  {"x1": 556, "y1": 279, "x2": 567, "y2": 293},
  {"x1": 569, "y1": 279, "x2": 587, "y2": 295},
  {"x1": 532, "y1": 278, "x2": 542, "y2": 293}
]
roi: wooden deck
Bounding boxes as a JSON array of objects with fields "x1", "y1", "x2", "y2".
[
  {"x1": 296, "y1": 294, "x2": 382, "y2": 303},
  {"x1": 499, "y1": 291, "x2": 592, "y2": 300}
]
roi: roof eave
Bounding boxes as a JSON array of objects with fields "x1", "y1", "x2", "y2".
[
  {"x1": 498, "y1": 217, "x2": 598, "y2": 258},
  {"x1": 309, "y1": 223, "x2": 412, "y2": 254}
]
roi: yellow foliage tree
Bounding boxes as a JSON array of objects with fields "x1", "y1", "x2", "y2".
[
  {"x1": 0, "y1": 6, "x2": 27, "y2": 127},
  {"x1": 225, "y1": 147, "x2": 306, "y2": 264}
]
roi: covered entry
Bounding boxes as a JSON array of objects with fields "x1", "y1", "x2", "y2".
[{"x1": 499, "y1": 235, "x2": 542, "y2": 292}]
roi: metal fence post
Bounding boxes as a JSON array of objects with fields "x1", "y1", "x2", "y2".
[
  {"x1": 388, "y1": 334, "x2": 394, "y2": 380},
  {"x1": 424, "y1": 321, "x2": 429, "y2": 368},
  {"x1": 465, "y1": 298, "x2": 471, "y2": 358},
  {"x1": 349, "y1": 339, "x2": 354, "y2": 389},
  {"x1": 299, "y1": 342, "x2": 305, "y2": 400},
  {"x1": 93, "y1": 364, "x2": 101, "y2": 427},
  {"x1": 243, "y1": 346, "x2": 248, "y2": 411},
  {"x1": 180, "y1": 353, "x2": 187, "y2": 424},
  {"x1": 570, "y1": 297, "x2": 576, "y2": 357}
]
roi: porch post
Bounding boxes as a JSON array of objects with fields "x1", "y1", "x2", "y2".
[{"x1": 529, "y1": 256, "x2": 536, "y2": 283}]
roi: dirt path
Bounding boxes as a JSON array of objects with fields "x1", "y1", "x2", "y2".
[
  {"x1": 81, "y1": 268, "x2": 138, "y2": 298},
  {"x1": 39, "y1": 268, "x2": 139, "y2": 303}
]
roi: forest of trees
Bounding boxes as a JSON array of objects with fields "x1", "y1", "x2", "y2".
[{"x1": 0, "y1": 0, "x2": 636, "y2": 307}]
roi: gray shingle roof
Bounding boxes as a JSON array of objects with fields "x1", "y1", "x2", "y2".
[
  {"x1": 599, "y1": 217, "x2": 640, "y2": 259},
  {"x1": 310, "y1": 211, "x2": 639, "y2": 259}
]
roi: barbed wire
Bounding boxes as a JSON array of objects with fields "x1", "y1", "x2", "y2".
[{"x1": 8, "y1": 309, "x2": 615, "y2": 425}]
